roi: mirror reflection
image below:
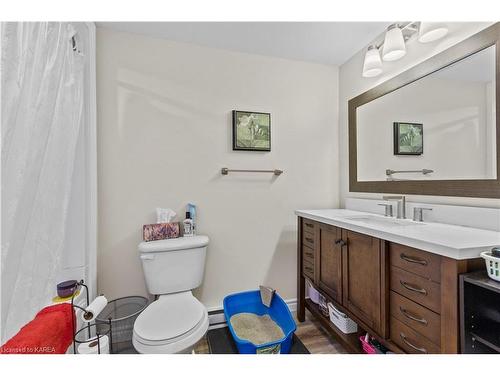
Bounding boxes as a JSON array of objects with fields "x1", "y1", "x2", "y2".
[{"x1": 357, "y1": 45, "x2": 496, "y2": 181}]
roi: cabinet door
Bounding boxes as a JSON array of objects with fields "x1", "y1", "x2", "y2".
[
  {"x1": 342, "y1": 230, "x2": 382, "y2": 334},
  {"x1": 317, "y1": 224, "x2": 343, "y2": 303}
]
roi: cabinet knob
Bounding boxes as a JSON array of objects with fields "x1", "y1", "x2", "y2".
[{"x1": 334, "y1": 239, "x2": 347, "y2": 247}]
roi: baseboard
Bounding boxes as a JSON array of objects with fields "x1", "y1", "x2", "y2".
[
  {"x1": 286, "y1": 299, "x2": 297, "y2": 313},
  {"x1": 207, "y1": 309, "x2": 226, "y2": 328},
  {"x1": 207, "y1": 298, "x2": 297, "y2": 330}
]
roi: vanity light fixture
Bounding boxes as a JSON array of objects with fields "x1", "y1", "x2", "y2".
[
  {"x1": 361, "y1": 22, "x2": 450, "y2": 78},
  {"x1": 382, "y1": 24, "x2": 407, "y2": 61},
  {"x1": 362, "y1": 45, "x2": 383, "y2": 77},
  {"x1": 418, "y1": 22, "x2": 449, "y2": 43}
]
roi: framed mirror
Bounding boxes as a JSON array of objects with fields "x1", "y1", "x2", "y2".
[{"x1": 349, "y1": 23, "x2": 500, "y2": 198}]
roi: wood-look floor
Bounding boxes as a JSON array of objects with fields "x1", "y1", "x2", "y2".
[{"x1": 194, "y1": 310, "x2": 347, "y2": 354}]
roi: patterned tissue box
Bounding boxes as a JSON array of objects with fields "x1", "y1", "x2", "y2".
[{"x1": 143, "y1": 222, "x2": 180, "y2": 241}]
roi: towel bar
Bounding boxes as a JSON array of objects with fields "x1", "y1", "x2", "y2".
[
  {"x1": 221, "y1": 168, "x2": 283, "y2": 176},
  {"x1": 386, "y1": 169, "x2": 434, "y2": 176}
]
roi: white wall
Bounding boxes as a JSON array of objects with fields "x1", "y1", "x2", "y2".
[
  {"x1": 96, "y1": 28, "x2": 339, "y2": 308},
  {"x1": 339, "y1": 22, "x2": 500, "y2": 208}
]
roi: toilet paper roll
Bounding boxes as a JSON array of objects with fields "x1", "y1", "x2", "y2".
[
  {"x1": 81, "y1": 295, "x2": 107, "y2": 322},
  {"x1": 77, "y1": 335, "x2": 109, "y2": 354}
]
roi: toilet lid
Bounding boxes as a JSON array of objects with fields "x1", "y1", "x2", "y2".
[{"x1": 134, "y1": 293, "x2": 205, "y2": 342}]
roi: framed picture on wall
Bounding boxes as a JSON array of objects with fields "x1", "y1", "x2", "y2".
[
  {"x1": 393, "y1": 122, "x2": 423, "y2": 155},
  {"x1": 232, "y1": 110, "x2": 271, "y2": 151}
]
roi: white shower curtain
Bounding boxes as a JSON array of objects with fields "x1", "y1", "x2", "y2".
[{"x1": 1, "y1": 22, "x2": 85, "y2": 342}]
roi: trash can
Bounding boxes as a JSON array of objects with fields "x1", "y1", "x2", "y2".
[{"x1": 96, "y1": 296, "x2": 148, "y2": 353}]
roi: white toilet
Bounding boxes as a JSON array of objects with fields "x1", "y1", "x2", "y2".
[{"x1": 132, "y1": 235, "x2": 210, "y2": 354}]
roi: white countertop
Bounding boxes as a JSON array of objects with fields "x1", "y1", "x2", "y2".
[{"x1": 296, "y1": 209, "x2": 500, "y2": 260}]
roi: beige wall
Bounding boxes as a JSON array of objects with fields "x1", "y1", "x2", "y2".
[
  {"x1": 96, "y1": 28, "x2": 339, "y2": 308},
  {"x1": 339, "y1": 22, "x2": 500, "y2": 208}
]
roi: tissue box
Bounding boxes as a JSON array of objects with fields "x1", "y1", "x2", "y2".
[{"x1": 143, "y1": 222, "x2": 180, "y2": 241}]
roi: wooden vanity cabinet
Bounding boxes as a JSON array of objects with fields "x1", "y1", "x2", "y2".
[
  {"x1": 342, "y1": 230, "x2": 385, "y2": 337},
  {"x1": 297, "y1": 216, "x2": 483, "y2": 354},
  {"x1": 317, "y1": 224, "x2": 343, "y2": 304},
  {"x1": 298, "y1": 218, "x2": 387, "y2": 337}
]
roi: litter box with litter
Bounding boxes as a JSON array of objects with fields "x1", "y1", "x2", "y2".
[{"x1": 223, "y1": 286, "x2": 297, "y2": 354}]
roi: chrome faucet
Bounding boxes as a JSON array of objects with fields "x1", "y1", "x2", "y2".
[
  {"x1": 383, "y1": 195, "x2": 406, "y2": 219},
  {"x1": 378, "y1": 203, "x2": 394, "y2": 217},
  {"x1": 413, "y1": 207, "x2": 433, "y2": 222}
]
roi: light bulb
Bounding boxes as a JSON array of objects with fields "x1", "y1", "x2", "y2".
[
  {"x1": 382, "y1": 24, "x2": 406, "y2": 62},
  {"x1": 362, "y1": 45, "x2": 383, "y2": 77},
  {"x1": 418, "y1": 22, "x2": 448, "y2": 43}
]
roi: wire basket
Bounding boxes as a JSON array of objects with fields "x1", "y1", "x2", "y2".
[
  {"x1": 96, "y1": 296, "x2": 148, "y2": 353},
  {"x1": 74, "y1": 322, "x2": 112, "y2": 354},
  {"x1": 306, "y1": 279, "x2": 320, "y2": 304},
  {"x1": 327, "y1": 302, "x2": 358, "y2": 334},
  {"x1": 481, "y1": 251, "x2": 500, "y2": 281}
]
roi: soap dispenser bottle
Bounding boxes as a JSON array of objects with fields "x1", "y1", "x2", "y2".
[{"x1": 183, "y1": 212, "x2": 194, "y2": 237}]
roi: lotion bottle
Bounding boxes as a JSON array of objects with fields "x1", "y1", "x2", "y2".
[{"x1": 183, "y1": 212, "x2": 194, "y2": 237}]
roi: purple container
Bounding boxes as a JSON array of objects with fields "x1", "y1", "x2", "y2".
[{"x1": 57, "y1": 280, "x2": 78, "y2": 298}]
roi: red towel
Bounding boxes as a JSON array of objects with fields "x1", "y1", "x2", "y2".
[{"x1": 1, "y1": 303, "x2": 75, "y2": 354}]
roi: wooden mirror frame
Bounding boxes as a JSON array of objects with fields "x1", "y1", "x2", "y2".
[{"x1": 349, "y1": 23, "x2": 500, "y2": 199}]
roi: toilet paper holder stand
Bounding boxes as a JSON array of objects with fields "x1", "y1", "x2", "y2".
[{"x1": 71, "y1": 280, "x2": 112, "y2": 354}]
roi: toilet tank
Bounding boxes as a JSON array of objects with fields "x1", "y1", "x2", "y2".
[{"x1": 138, "y1": 235, "x2": 209, "y2": 295}]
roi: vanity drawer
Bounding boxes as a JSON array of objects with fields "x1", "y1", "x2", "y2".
[
  {"x1": 302, "y1": 258, "x2": 315, "y2": 279},
  {"x1": 390, "y1": 266, "x2": 441, "y2": 313},
  {"x1": 302, "y1": 218, "x2": 316, "y2": 234},
  {"x1": 390, "y1": 317, "x2": 440, "y2": 354},
  {"x1": 390, "y1": 291, "x2": 441, "y2": 345},
  {"x1": 390, "y1": 243, "x2": 441, "y2": 283},
  {"x1": 302, "y1": 231, "x2": 316, "y2": 248},
  {"x1": 302, "y1": 245, "x2": 315, "y2": 263}
]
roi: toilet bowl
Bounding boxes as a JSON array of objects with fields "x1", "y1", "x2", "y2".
[
  {"x1": 133, "y1": 235, "x2": 210, "y2": 354},
  {"x1": 132, "y1": 291, "x2": 209, "y2": 354}
]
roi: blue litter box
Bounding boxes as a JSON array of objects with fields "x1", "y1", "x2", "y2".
[{"x1": 223, "y1": 290, "x2": 297, "y2": 354}]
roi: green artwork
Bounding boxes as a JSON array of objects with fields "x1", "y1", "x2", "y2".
[
  {"x1": 233, "y1": 111, "x2": 271, "y2": 151},
  {"x1": 394, "y1": 122, "x2": 423, "y2": 155}
]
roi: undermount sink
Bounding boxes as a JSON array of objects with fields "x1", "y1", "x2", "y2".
[{"x1": 343, "y1": 215, "x2": 424, "y2": 227}]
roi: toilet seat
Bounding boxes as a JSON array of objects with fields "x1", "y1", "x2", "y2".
[{"x1": 132, "y1": 291, "x2": 209, "y2": 353}]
